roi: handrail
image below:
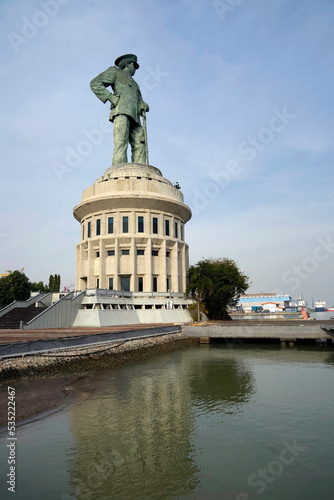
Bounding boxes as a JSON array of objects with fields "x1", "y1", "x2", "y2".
[
  {"x1": 24, "y1": 292, "x2": 75, "y2": 326},
  {"x1": 0, "y1": 292, "x2": 50, "y2": 318},
  {"x1": 24, "y1": 291, "x2": 85, "y2": 329},
  {"x1": 84, "y1": 289, "x2": 187, "y2": 299},
  {"x1": 86, "y1": 288, "x2": 132, "y2": 298}
]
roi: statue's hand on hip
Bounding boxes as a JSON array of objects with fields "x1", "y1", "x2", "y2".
[{"x1": 108, "y1": 94, "x2": 120, "y2": 107}]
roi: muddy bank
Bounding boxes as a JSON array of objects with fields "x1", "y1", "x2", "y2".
[
  {"x1": 0, "y1": 375, "x2": 82, "y2": 427},
  {"x1": 0, "y1": 333, "x2": 192, "y2": 425}
]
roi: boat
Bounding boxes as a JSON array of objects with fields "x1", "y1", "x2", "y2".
[{"x1": 314, "y1": 300, "x2": 326, "y2": 312}]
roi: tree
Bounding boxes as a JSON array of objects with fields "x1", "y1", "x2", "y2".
[
  {"x1": 188, "y1": 258, "x2": 250, "y2": 320},
  {"x1": 48, "y1": 274, "x2": 61, "y2": 292},
  {"x1": 187, "y1": 267, "x2": 213, "y2": 321},
  {"x1": 56, "y1": 274, "x2": 61, "y2": 291},
  {"x1": 30, "y1": 281, "x2": 48, "y2": 293},
  {"x1": 0, "y1": 270, "x2": 31, "y2": 309}
]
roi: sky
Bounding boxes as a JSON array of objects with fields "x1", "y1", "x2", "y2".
[{"x1": 0, "y1": 0, "x2": 333, "y2": 306}]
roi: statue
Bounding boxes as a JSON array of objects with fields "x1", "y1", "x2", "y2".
[{"x1": 90, "y1": 54, "x2": 150, "y2": 166}]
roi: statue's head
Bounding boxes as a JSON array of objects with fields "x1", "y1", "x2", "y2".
[{"x1": 115, "y1": 54, "x2": 139, "y2": 70}]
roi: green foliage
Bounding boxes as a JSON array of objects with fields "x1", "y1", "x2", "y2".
[
  {"x1": 187, "y1": 266, "x2": 213, "y2": 322},
  {"x1": 48, "y1": 274, "x2": 61, "y2": 292},
  {"x1": 188, "y1": 258, "x2": 250, "y2": 320},
  {"x1": 30, "y1": 281, "x2": 48, "y2": 293},
  {"x1": 187, "y1": 302, "x2": 208, "y2": 322},
  {"x1": 0, "y1": 271, "x2": 62, "y2": 310},
  {"x1": 0, "y1": 270, "x2": 31, "y2": 309}
]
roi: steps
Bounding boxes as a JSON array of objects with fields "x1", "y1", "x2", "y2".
[{"x1": 0, "y1": 304, "x2": 47, "y2": 329}]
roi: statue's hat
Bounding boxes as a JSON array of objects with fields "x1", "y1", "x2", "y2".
[{"x1": 114, "y1": 54, "x2": 139, "y2": 69}]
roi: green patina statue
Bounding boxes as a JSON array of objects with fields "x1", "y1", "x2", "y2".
[{"x1": 90, "y1": 54, "x2": 150, "y2": 166}]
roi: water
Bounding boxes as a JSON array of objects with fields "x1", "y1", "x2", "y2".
[
  {"x1": 1, "y1": 344, "x2": 334, "y2": 500},
  {"x1": 311, "y1": 310, "x2": 334, "y2": 320}
]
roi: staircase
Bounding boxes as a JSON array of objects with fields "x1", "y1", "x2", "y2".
[{"x1": 0, "y1": 304, "x2": 47, "y2": 329}]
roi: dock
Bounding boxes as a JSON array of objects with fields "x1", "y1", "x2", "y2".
[{"x1": 184, "y1": 319, "x2": 334, "y2": 346}]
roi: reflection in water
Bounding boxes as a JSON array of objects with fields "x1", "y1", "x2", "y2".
[
  {"x1": 189, "y1": 350, "x2": 255, "y2": 413},
  {"x1": 64, "y1": 348, "x2": 255, "y2": 499},
  {"x1": 324, "y1": 351, "x2": 334, "y2": 366},
  {"x1": 65, "y1": 356, "x2": 200, "y2": 499},
  {"x1": 1, "y1": 345, "x2": 334, "y2": 499}
]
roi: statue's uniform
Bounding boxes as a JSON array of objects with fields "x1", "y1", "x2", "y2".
[{"x1": 90, "y1": 66, "x2": 146, "y2": 165}]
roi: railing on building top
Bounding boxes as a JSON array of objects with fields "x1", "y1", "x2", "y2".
[{"x1": 85, "y1": 289, "x2": 187, "y2": 299}]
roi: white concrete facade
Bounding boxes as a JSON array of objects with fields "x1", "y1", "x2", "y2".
[{"x1": 73, "y1": 163, "x2": 192, "y2": 297}]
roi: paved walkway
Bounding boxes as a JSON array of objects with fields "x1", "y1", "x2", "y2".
[
  {"x1": 0, "y1": 324, "x2": 174, "y2": 344},
  {"x1": 0, "y1": 324, "x2": 181, "y2": 358}
]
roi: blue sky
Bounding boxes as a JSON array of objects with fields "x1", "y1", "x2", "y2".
[{"x1": 0, "y1": 0, "x2": 333, "y2": 306}]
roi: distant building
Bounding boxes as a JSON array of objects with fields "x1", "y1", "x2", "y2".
[{"x1": 235, "y1": 293, "x2": 292, "y2": 313}]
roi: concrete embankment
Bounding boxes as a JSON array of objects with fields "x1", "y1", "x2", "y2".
[
  {"x1": 0, "y1": 332, "x2": 192, "y2": 382},
  {"x1": 184, "y1": 320, "x2": 334, "y2": 344}
]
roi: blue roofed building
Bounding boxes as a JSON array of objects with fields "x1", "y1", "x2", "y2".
[{"x1": 234, "y1": 293, "x2": 292, "y2": 313}]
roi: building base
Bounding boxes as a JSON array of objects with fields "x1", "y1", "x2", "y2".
[
  {"x1": 73, "y1": 308, "x2": 191, "y2": 327},
  {"x1": 73, "y1": 289, "x2": 192, "y2": 327}
]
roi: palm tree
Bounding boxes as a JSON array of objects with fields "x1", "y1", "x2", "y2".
[{"x1": 186, "y1": 269, "x2": 213, "y2": 322}]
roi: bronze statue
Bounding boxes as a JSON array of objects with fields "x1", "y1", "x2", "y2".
[{"x1": 90, "y1": 54, "x2": 150, "y2": 166}]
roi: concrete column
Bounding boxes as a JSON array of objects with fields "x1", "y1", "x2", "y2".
[
  {"x1": 171, "y1": 241, "x2": 178, "y2": 292},
  {"x1": 147, "y1": 209, "x2": 152, "y2": 234},
  {"x1": 102, "y1": 212, "x2": 106, "y2": 238},
  {"x1": 81, "y1": 242, "x2": 88, "y2": 290},
  {"x1": 161, "y1": 239, "x2": 167, "y2": 292},
  {"x1": 144, "y1": 210, "x2": 149, "y2": 236},
  {"x1": 178, "y1": 247, "x2": 182, "y2": 292},
  {"x1": 185, "y1": 245, "x2": 189, "y2": 290},
  {"x1": 131, "y1": 237, "x2": 136, "y2": 291},
  {"x1": 181, "y1": 243, "x2": 186, "y2": 293},
  {"x1": 130, "y1": 210, "x2": 135, "y2": 236},
  {"x1": 116, "y1": 210, "x2": 122, "y2": 238},
  {"x1": 99, "y1": 238, "x2": 106, "y2": 289},
  {"x1": 145, "y1": 238, "x2": 152, "y2": 292},
  {"x1": 87, "y1": 240, "x2": 94, "y2": 288},
  {"x1": 115, "y1": 238, "x2": 120, "y2": 290}
]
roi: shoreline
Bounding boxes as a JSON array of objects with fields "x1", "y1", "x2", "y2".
[{"x1": 0, "y1": 333, "x2": 192, "y2": 426}]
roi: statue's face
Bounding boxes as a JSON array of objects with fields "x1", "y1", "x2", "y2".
[{"x1": 127, "y1": 62, "x2": 136, "y2": 76}]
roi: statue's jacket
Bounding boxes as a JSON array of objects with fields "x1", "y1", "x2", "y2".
[{"x1": 90, "y1": 66, "x2": 145, "y2": 126}]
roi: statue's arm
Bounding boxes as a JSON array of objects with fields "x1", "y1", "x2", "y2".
[
  {"x1": 90, "y1": 66, "x2": 117, "y2": 104},
  {"x1": 138, "y1": 88, "x2": 150, "y2": 115}
]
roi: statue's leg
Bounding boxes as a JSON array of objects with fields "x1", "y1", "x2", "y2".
[
  {"x1": 112, "y1": 115, "x2": 130, "y2": 165},
  {"x1": 129, "y1": 122, "x2": 146, "y2": 164}
]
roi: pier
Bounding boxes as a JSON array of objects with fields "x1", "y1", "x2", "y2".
[{"x1": 184, "y1": 319, "x2": 334, "y2": 346}]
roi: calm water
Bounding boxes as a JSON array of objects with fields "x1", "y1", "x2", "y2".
[
  {"x1": 1, "y1": 343, "x2": 334, "y2": 500},
  {"x1": 311, "y1": 311, "x2": 334, "y2": 320}
]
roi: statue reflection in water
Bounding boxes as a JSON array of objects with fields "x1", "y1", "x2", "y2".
[{"x1": 63, "y1": 349, "x2": 254, "y2": 499}]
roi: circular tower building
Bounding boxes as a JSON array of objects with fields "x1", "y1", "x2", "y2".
[{"x1": 73, "y1": 163, "x2": 191, "y2": 312}]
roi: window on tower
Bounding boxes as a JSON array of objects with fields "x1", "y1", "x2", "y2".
[
  {"x1": 123, "y1": 216, "x2": 129, "y2": 233},
  {"x1": 138, "y1": 216, "x2": 144, "y2": 233},
  {"x1": 108, "y1": 217, "x2": 114, "y2": 234},
  {"x1": 153, "y1": 217, "x2": 158, "y2": 234}
]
